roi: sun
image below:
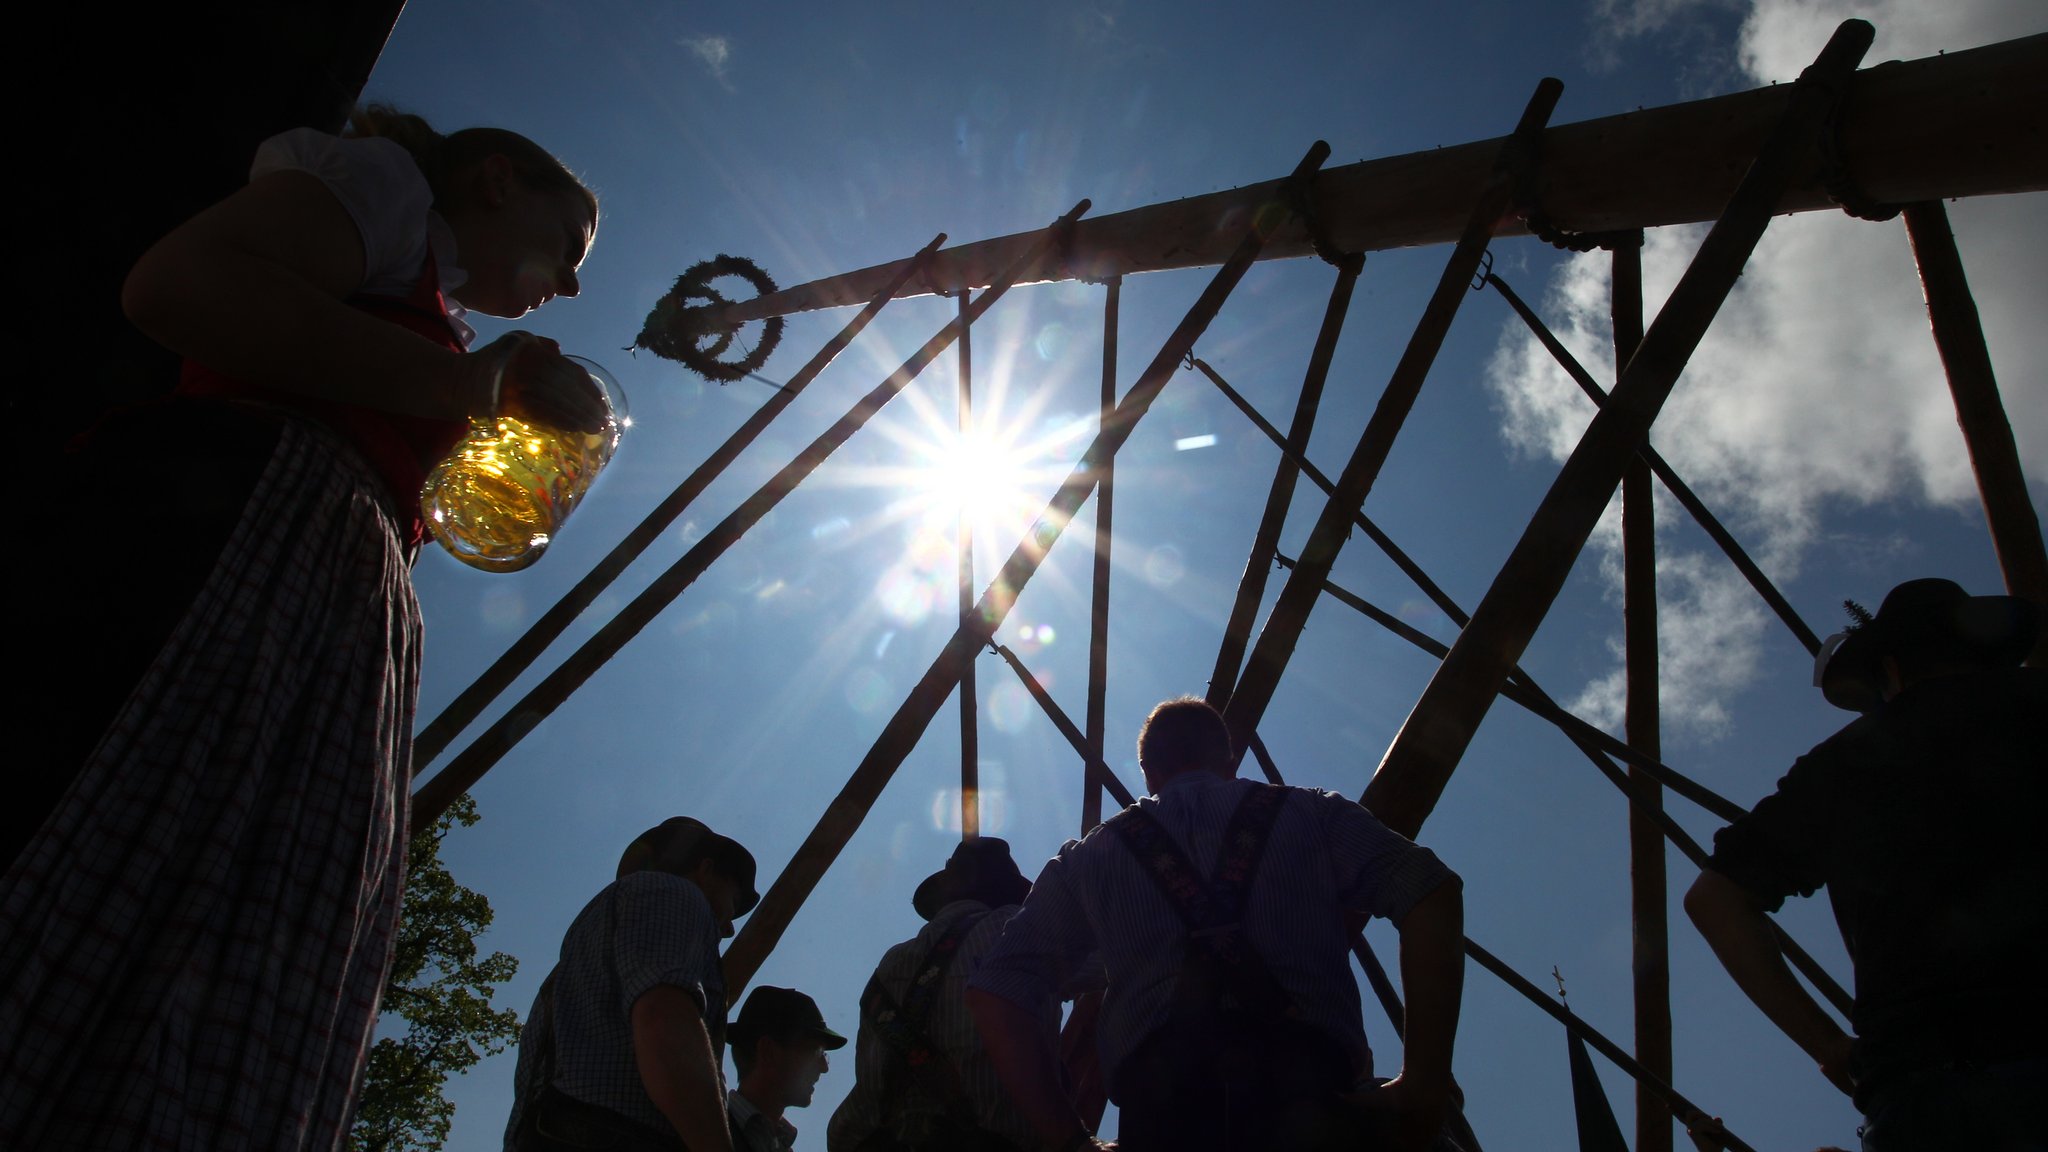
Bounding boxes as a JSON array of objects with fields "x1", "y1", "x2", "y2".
[{"x1": 913, "y1": 426, "x2": 1035, "y2": 525}]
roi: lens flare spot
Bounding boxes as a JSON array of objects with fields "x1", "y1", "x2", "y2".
[
  {"x1": 875, "y1": 565, "x2": 940, "y2": 625},
  {"x1": 479, "y1": 586, "x2": 527, "y2": 633},
  {"x1": 1174, "y1": 434, "x2": 1217, "y2": 451},
  {"x1": 844, "y1": 667, "x2": 891, "y2": 714},
  {"x1": 989, "y1": 681, "x2": 1033, "y2": 733},
  {"x1": 1033, "y1": 323, "x2": 1069, "y2": 361},
  {"x1": 1145, "y1": 545, "x2": 1186, "y2": 587},
  {"x1": 930, "y1": 788, "x2": 1008, "y2": 835}
]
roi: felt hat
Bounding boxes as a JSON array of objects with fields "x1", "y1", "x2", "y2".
[
  {"x1": 1816, "y1": 577, "x2": 2041, "y2": 712},
  {"x1": 616, "y1": 816, "x2": 760, "y2": 916},
  {"x1": 727, "y1": 985, "x2": 847, "y2": 1052},
  {"x1": 911, "y1": 837, "x2": 1032, "y2": 921}
]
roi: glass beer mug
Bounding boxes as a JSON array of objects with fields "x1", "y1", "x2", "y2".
[{"x1": 422, "y1": 355, "x2": 628, "y2": 572}]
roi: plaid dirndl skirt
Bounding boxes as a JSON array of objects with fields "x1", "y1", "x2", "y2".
[{"x1": 1, "y1": 418, "x2": 420, "y2": 1150}]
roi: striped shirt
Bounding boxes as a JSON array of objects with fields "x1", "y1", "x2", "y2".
[
  {"x1": 507, "y1": 870, "x2": 729, "y2": 1144},
  {"x1": 969, "y1": 772, "x2": 1457, "y2": 1089},
  {"x1": 827, "y1": 901, "x2": 1054, "y2": 1152}
]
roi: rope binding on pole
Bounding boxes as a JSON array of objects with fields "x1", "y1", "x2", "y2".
[{"x1": 635, "y1": 254, "x2": 787, "y2": 382}]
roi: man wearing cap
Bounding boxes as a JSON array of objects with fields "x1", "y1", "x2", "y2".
[
  {"x1": 827, "y1": 838, "x2": 1059, "y2": 1152},
  {"x1": 1686, "y1": 578, "x2": 2046, "y2": 1150},
  {"x1": 727, "y1": 986, "x2": 845, "y2": 1151},
  {"x1": 967, "y1": 697, "x2": 1466, "y2": 1152},
  {"x1": 507, "y1": 817, "x2": 761, "y2": 1152}
]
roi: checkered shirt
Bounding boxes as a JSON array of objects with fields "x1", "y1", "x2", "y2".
[{"x1": 510, "y1": 870, "x2": 729, "y2": 1139}]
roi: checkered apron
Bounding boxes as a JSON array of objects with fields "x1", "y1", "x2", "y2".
[{"x1": 0, "y1": 418, "x2": 419, "y2": 1150}]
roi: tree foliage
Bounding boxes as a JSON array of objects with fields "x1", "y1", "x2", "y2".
[{"x1": 350, "y1": 796, "x2": 523, "y2": 1152}]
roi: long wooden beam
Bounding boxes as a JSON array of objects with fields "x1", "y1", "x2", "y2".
[{"x1": 722, "y1": 33, "x2": 2047, "y2": 322}]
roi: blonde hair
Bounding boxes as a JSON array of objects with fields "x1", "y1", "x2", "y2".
[{"x1": 347, "y1": 103, "x2": 598, "y2": 225}]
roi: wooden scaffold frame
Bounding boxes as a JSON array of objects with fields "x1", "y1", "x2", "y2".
[{"x1": 407, "y1": 21, "x2": 2047, "y2": 1150}]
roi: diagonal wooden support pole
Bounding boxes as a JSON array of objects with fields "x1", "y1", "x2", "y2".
[
  {"x1": 411, "y1": 235, "x2": 947, "y2": 768},
  {"x1": 1902, "y1": 199, "x2": 2048, "y2": 663},
  {"x1": 1207, "y1": 252, "x2": 1364, "y2": 707},
  {"x1": 1222, "y1": 77, "x2": 1563, "y2": 754},
  {"x1": 1464, "y1": 939, "x2": 1759, "y2": 1152},
  {"x1": 1290, "y1": 559, "x2": 1854, "y2": 1021},
  {"x1": 992, "y1": 642, "x2": 1138, "y2": 809},
  {"x1": 1365, "y1": 20, "x2": 1875, "y2": 840},
  {"x1": 1197, "y1": 358, "x2": 1751, "y2": 821},
  {"x1": 407, "y1": 215, "x2": 1077, "y2": 834},
  {"x1": 722, "y1": 144, "x2": 1331, "y2": 993},
  {"x1": 1484, "y1": 269, "x2": 1820, "y2": 655}
]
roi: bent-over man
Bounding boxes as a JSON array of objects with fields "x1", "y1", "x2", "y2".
[{"x1": 967, "y1": 697, "x2": 1465, "y2": 1152}]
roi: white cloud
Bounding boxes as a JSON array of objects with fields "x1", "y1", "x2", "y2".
[
  {"x1": 1487, "y1": 0, "x2": 2047, "y2": 740},
  {"x1": 1583, "y1": 0, "x2": 1744, "y2": 82},
  {"x1": 1736, "y1": 0, "x2": 2047, "y2": 81},
  {"x1": 678, "y1": 34, "x2": 735, "y2": 90}
]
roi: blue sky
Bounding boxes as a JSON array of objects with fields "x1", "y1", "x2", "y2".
[{"x1": 369, "y1": 2, "x2": 2045, "y2": 1148}]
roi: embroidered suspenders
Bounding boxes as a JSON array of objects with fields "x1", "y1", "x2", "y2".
[{"x1": 1107, "y1": 783, "x2": 1293, "y2": 1025}]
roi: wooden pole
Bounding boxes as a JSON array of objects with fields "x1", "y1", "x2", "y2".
[
  {"x1": 993, "y1": 643, "x2": 1137, "y2": 809},
  {"x1": 1083, "y1": 278, "x2": 1121, "y2": 833},
  {"x1": 716, "y1": 35, "x2": 2047, "y2": 322},
  {"x1": 1616, "y1": 239, "x2": 1674, "y2": 1152},
  {"x1": 1902, "y1": 199, "x2": 2048, "y2": 661},
  {"x1": 1288, "y1": 558, "x2": 1857, "y2": 1020},
  {"x1": 1485, "y1": 270, "x2": 1820, "y2": 655},
  {"x1": 721, "y1": 146, "x2": 1331, "y2": 992},
  {"x1": 411, "y1": 236, "x2": 945, "y2": 767},
  {"x1": 1365, "y1": 21, "x2": 1876, "y2": 840},
  {"x1": 407, "y1": 212, "x2": 1077, "y2": 835},
  {"x1": 957, "y1": 291, "x2": 980, "y2": 839},
  {"x1": 1223, "y1": 79, "x2": 1565, "y2": 753},
  {"x1": 1207, "y1": 253, "x2": 1363, "y2": 707},
  {"x1": 1463, "y1": 939, "x2": 1758, "y2": 1152}
]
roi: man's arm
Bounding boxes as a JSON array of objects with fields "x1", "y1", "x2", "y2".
[
  {"x1": 631, "y1": 985, "x2": 737, "y2": 1152},
  {"x1": 1389, "y1": 880, "x2": 1463, "y2": 1099},
  {"x1": 1350, "y1": 878, "x2": 1464, "y2": 1151},
  {"x1": 966, "y1": 987, "x2": 1095, "y2": 1152},
  {"x1": 1684, "y1": 869, "x2": 1854, "y2": 1096}
]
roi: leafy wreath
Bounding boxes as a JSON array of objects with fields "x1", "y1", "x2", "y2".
[{"x1": 634, "y1": 254, "x2": 786, "y2": 382}]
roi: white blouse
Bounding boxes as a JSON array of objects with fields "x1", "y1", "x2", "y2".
[{"x1": 251, "y1": 127, "x2": 477, "y2": 348}]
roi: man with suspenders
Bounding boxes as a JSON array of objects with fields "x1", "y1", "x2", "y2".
[
  {"x1": 967, "y1": 697, "x2": 1466, "y2": 1152},
  {"x1": 827, "y1": 838, "x2": 1061, "y2": 1152}
]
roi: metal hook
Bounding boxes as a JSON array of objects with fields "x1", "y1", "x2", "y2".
[{"x1": 1471, "y1": 249, "x2": 1495, "y2": 292}]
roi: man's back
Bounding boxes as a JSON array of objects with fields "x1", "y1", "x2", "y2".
[
  {"x1": 980, "y1": 771, "x2": 1454, "y2": 1088},
  {"x1": 827, "y1": 901, "x2": 1039, "y2": 1152}
]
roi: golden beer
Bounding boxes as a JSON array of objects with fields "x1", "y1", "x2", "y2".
[{"x1": 422, "y1": 357, "x2": 625, "y2": 572}]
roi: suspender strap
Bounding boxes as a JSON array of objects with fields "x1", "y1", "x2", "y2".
[
  {"x1": 862, "y1": 912, "x2": 988, "y2": 1122},
  {"x1": 1108, "y1": 783, "x2": 1291, "y2": 1017},
  {"x1": 1110, "y1": 782, "x2": 1287, "y2": 931}
]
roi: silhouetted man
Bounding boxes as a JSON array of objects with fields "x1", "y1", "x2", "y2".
[
  {"x1": 828, "y1": 838, "x2": 1059, "y2": 1152},
  {"x1": 968, "y1": 697, "x2": 1465, "y2": 1152},
  {"x1": 1687, "y1": 578, "x2": 2046, "y2": 1151},
  {"x1": 508, "y1": 817, "x2": 760, "y2": 1152}
]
